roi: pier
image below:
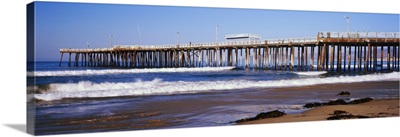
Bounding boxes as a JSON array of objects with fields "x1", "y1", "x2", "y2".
[{"x1": 59, "y1": 32, "x2": 400, "y2": 72}]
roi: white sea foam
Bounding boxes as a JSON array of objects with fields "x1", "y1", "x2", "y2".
[
  {"x1": 293, "y1": 71, "x2": 327, "y2": 76},
  {"x1": 34, "y1": 72, "x2": 400, "y2": 101},
  {"x1": 28, "y1": 67, "x2": 235, "y2": 77}
]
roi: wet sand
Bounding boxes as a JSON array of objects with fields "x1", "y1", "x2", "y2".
[
  {"x1": 34, "y1": 80, "x2": 399, "y2": 135},
  {"x1": 239, "y1": 99, "x2": 399, "y2": 124},
  {"x1": 236, "y1": 80, "x2": 399, "y2": 124}
]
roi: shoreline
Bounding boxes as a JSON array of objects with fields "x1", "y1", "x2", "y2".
[
  {"x1": 34, "y1": 80, "x2": 399, "y2": 135},
  {"x1": 238, "y1": 98, "x2": 399, "y2": 125}
]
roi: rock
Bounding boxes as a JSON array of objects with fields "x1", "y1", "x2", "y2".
[
  {"x1": 337, "y1": 91, "x2": 351, "y2": 96},
  {"x1": 332, "y1": 110, "x2": 348, "y2": 115},
  {"x1": 327, "y1": 114, "x2": 370, "y2": 120},
  {"x1": 303, "y1": 102, "x2": 323, "y2": 108},
  {"x1": 322, "y1": 99, "x2": 347, "y2": 105},
  {"x1": 304, "y1": 97, "x2": 374, "y2": 109},
  {"x1": 327, "y1": 110, "x2": 370, "y2": 120},
  {"x1": 304, "y1": 99, "x2": 347, "y2": 108},
  {"x1": 348, "y1": 97, "x2": 373, "y2": 104},
  {"x1": 253, "y1": 110, "x2": 286, "y2": 119},
  {"x1": 235, "y1": 110, "x2": 286, "y2": 123}
]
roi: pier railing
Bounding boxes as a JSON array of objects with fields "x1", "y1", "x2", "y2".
[
  {"x1": 59, "y1": 32, "x2": 399, "y2": 52},
  {"x1": 60, "y1": 32, "x2": 399, "y2": 52},
  {"x1": 60, "y1": 38, "x2": 318, "y2": 52},
  {"x1": 108, "y1": 38, "x2": 317, "y2": 50},
  {"x1": 60, "y1": 48, "x2": 113, "y2": 53},
  {"x1": 319, "y1": 32, "x2": 399, "y2": 39}
]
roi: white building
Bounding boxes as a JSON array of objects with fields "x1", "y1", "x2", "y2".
[{"x1": 224, "y1": 33, "x2": 261, "y2": 42}]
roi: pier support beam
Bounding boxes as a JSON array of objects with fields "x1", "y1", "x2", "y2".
[
  {"x1": 320, "y1": 43, "x2": 327, "y2": 71},
  {"x1": 325, "y1": 44, "x2": 329, "y2": 71},
  {"x1": 81, "y1": 53, "x2": 84, "y2": 66},
  {"x1": 353, "y1": 46, "x2": 356, "y2": 71},
  {"x1": 381, "y1": 45, "x2": 384, "y2": 72},
  {"x1": 330, "y1": 45, "x2": 334, "y2": 71},
  {"x1": 335, "y1": 45, "x2": 338, "y2": 71},
  {"x1": 348, "y1": 45, "x2": 351, "y2": 71},
  {"x1": 213, "y1": 49, "x2": 217, "y2": 67},
  {"x1": 68, "y1": 53, "x2": 71, "y2": 67},
  {"x1": 388, "y1": 45, "x2": 391, "y2": 71},
  {"x1": 266, "y1": 46, "x2": 270, "y2": 69},
  {"x1": 373, "y1": 44, "x2": 377, "y2": 71},
  {"x1": 275, "y1": 47, "x2": 278, "y2": 70},
  {"x1": 343, "y1": 45, "x2": 347, "y2": 71},
  {"x1": 59, "y1": 53, "x2": 64, "y2": 66},
  {"x1": 75, "y1": 53, "x2": 80, "y2": 67},
  {"x1": 285, "y1": 47, "x2": 288, "y2": 70},
  {"x1": 245, "y1": 48, "x2": 249, "y2": 68},
  {"x1": 301, "y1": 46, "x2": 304, "y2": 71},
  {"x1": 228, "y1": 49, "x2": 232, "y2": 66},
  {"x1": 219, "y1": 48, "x2": 222, "y2": 67},
  {"x1": 280, "y1": 47, "x2": 284, "y2": 70},
  {"x1": 363, "y1": 44, "x2": 367, "y2": 71},
  {"x1": 290, "y1": 46, "x2": 294, "y2": 71},
  {"x1": 360, "y1": 46, "x2": 363, "y2": 70},
  {"x1": 310, "y1": 46, "x2": 314, "y2": 71},
  {"x1": 259, "y1": 48, "x2": 262, "y2": 68},
  {"x1": 366, "y1": 43, "x2": 371, "y2": 71},
  {"x1": 304, "y1": 46, "x2": 308, "y2": 71},
  {"x1": 338, "y1": 45, "x2": 342, "y2": 72},
  {"x1": 297, "y1": 47, "x2": 300, "y2": 71},
  {"x1": 235, "y1": 48, "x2": 238, "y2": 67},
  {"x1": 396, "y1": 45, "x2": 399, "y2": 70}
]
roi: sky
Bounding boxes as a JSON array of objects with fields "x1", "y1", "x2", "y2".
[{"x1": 33, "y1": 2, "x2": 399, "y2": 61}]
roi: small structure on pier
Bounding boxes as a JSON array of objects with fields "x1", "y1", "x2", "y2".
[{"x1": 224, "y1": 33, "x2": 261, "y2": 41}]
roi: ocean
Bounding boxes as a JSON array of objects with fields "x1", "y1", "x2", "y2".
[{"x1": 27, "y1": 61, "x2": 399, "y2": 135}]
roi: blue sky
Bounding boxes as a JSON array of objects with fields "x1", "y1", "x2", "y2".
[{"x1": 34, "y1": 2, "x2": 399, "y2": 61}]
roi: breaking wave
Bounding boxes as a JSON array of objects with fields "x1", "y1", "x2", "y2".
[
  {"x1": 293, "y1": 71, "x2": 327, "y2": 76},
  {"x1": 28, "y1": 67, "x2": 235, "y2": 77},
  {"x1": 33, "y1": 72, "x2": 399, "y2": 101}
]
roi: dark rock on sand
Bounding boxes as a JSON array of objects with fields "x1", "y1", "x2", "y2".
[
  {"x1": 235, "y1": 110, "x2": 286, "y2": 123},
  {"x1": 331, "y1": 110, "x2": 348, "y2": 115},
  {"x1": 337, "y1": 91, "x2": 351, "y2": 96},
  {"x1": 303, "y1": 99, "x2": 347, "y2": 108},
  {"x1": 323, "y1": 99, "x2": 347, "y2": 105},
  {"x1": 348, "y1": 97, "x2": 374, "y2": 104},
  {"x1": 327, "y1": 109, "x2": 370, "y2": 120},
  {"x1": 327, "y1": 114, "x2": 370, "y2": 120},
  {"x1": 304, "y1": 98, "x2": 373, "y2": 109},
  {"x1": 303, "y1": 102, "x2": 323, "y2": 108}
]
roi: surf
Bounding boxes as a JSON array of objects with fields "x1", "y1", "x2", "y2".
[
  {"x1": 28, "y1": 66, "x2": 236, "y2": 77},
  {"x1": 33, "y1": 72, "x2": 400, "y2": 101}
]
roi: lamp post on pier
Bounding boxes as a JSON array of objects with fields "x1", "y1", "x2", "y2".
[
  {"x1": 137, "y1": 25, "x2": 141, "y2": 45},
  {"x1": 177, "y1": 31, "x2": 180, "y2": 48},
  {"x1": 216, "y1": 25, "x2": 220, "y2": 47},
  {"x1": 110, "y1": 34, "x2": 113, "y2": 48},
  {"x1": 344, "y1": 16, "x2": 350, "y2": 34}
]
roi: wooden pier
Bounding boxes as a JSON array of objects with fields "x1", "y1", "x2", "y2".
[{"x1": 59, "y1": 32, "x2": 400, "y2": 72}]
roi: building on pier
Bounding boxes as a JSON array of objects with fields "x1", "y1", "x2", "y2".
[{"x1": 224, "y1": 33, "x2": 261, "y2": 42}]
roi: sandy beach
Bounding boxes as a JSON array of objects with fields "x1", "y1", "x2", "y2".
[
  {"x1": 34, "y1": 79, "x2": 399, "y2": 135},
  {"x1": 239, "y1": 99, "x2": 399, "y2": 124}
]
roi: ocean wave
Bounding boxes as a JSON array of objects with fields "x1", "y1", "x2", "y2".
[
  {"x1": 33, "y1": 72, "x2": 399, "y2": 101},
  {"x1": 293, "y1": 71, "x2": 327, "y2": 76},
  {"x1": 27, "y1": 67, "x2": 235, "y2": 77}
]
